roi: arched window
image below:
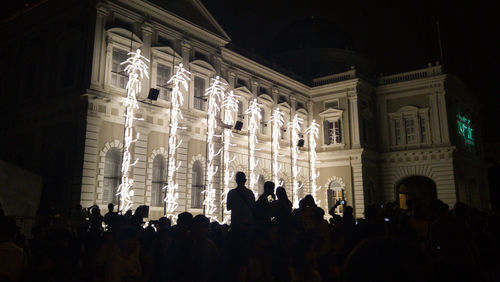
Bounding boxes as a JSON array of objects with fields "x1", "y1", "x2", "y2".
[
  {"x1": 327, "y1": 181, "x2": 345, "y2": 215},
  {"x1": 258, "y1": 175, "x2": 265, "y2": 195},
  {"x1": 191, "y1": 161, "x2": 203, "y2": 208},
  {"x1": 103, "y1": 148, "x2": 121, "y2": 205},
  {"x1": 151, "y1": 155, "x2": 166, "y2": 207}
]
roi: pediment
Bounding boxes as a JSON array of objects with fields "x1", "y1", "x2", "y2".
[
  {"x1": 189, "y1": 59, "x2": 216, "y2": 72},
  {"x1": 234, "y1": 86, "x2": 253, "y2": 98},
  {"x1": 398, "y1": 105, "x2": 419, "y2": 112},
  {"x1": 319, "y1": 107, "x2": 343, "y2": 118},
  {"x1": 151, "y1": 46, "x2": 182, "y2": 60},
  {"x1": 278, "y1": 101, "x2": 291, "y2": 110},
  {"x1": 297, "y1": 108, "x2": 308, "y2": 115},
  {"x1": 257, "y1": 94, "x2": 273, "y2": 104},
  {"x1": 107, "y1": 28, "x2": 143, "y2": 44}
]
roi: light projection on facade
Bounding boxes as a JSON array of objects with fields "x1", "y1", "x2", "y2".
[
  {"x1": 306, "y1": 119, "x2": 321, "y2": 205},
  {"x1": 203, "y1": 76, "x2": 227, "y2": 222},
  {"x1": 457, "y1": 114, "x2": 474, "y2": 147},
  {"x1": 165, "y1": 63, "x2": 191, "y2": 220},
  {"x1": 288, "y1": 114, "x2": 304, "y2": 208},
  {"x1": 117, "y1": 49, "x2": 149, "y2": 213},
  {"x1": 245, "y1": 99, "x2": 263, "y2": 196},
  {"x1": 221, "y1": 90, "x2": 239, "y2": 224},
  {"x1": 270, "y1": 107, "x2": 285, "y2": 188}
]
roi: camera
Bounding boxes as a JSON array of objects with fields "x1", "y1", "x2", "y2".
[
  {"x1": 384, "y1": 218, "x2": 389, "y2": 222},
  {"x1": 340, "y1": 200, "x2": 346, "y2": 205}
]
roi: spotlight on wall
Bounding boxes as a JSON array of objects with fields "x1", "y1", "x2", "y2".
[
  {"x1": 234, "y1": 121, "x2": 243, "y2": 131},
  {"x1": 297, "y1": 139, "x2": 305, "y2": 147},
  {"x1": 148, "y1": 88, "x2": 160, "y2": 101}
]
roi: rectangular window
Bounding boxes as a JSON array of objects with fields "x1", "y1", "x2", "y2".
[
  {"x1": 420, "y1": 116, "x2": 427, "y2": 142},
  {"x1": 111, "y1": 48, "x2": 128, "y2": 89},
  {"x1": 405, "y1": 118, "x2": 416, "y2": 143},
  {"x1": 394, "y1": 119, "x2": 401, "y2": 145},
  {"x1": 156, "y1": 63, "x2": 171, "y2": 100},
  {"x1": 193, "y1": 76, "x2": 205, "y2": 110},
  {"x1": 324, "y1": 120, "x2": 342, "y2": 145},
  {"x1": 236, "y1": 78, "x2": 247, "y2": 88}
]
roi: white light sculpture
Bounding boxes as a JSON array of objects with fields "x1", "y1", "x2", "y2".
[
  {"x1": 270, "y1": 107, "x2": 284, "y2": 189},
  {"x1": 117, "y1": 49, "x2": 149, "y2": 213},
  {"x1": 204, "y1": 76, "x2": 227, "y2": 222},
  {"x1": 245, "y1": 98, "x2": 262, "y2": 197},
  {"x1": 288, "y1": 114, "x2": 303, "y2": 208},
  {"x1": 165, "y1": 63, "x2": 191, "y2": 221},
  {"x1": 306, "y1": 120, "x2": 321, "y2": 206},
  {"x1": 221, "y1": 90, "x2": 239, "y2": 224}
]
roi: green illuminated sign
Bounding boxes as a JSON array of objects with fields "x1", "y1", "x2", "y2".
[{"x1": 457, "y1": 114, "x2": 474, "y2": 146}]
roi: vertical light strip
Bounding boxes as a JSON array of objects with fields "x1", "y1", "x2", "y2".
[
  {"x1": 288, "y1": 114, "x2": 303, "y2": 208},
  {"x1": 204, "y1": 76, "x2": 226, "y2": 222},
  {"x1": 118, "y1": 49, "x2": 149, "y2": 213},
  {"x1": 245, "y1": 99, "x2": 262, "y2": 197},
  {"x1": 306, "y1": 119, "x2": 321, "y2": 205},
  {"x1": 270, "y1": 107, "x2": 284, "y2": 190},
  {"x1": 165, "y1": 63, "x2": 191, "y2": 221},
  {"x1": 221, "y1": 90, "x2": 239, "y2": 224}
]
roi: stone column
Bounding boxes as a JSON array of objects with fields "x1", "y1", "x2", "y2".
[
  {"x1": 91, "y1": 5, "x2": 109, "y2": 89},
  {"x1": 351, "y1": 157, "x2": 365, "y2": 218},
  {"x1": 437, "y1": 92, "x2": 450, "y2": 144},
  {"x1": 140, "y1": 23, "x2": 153, "y2": 98},
  {"x1": 180, "y1": 40, "x2": 191, "y2": 110},
  {"x1": 429, "y1": 94, "x2": 441, "y2": 144},
  {"x1": 377, "y1": 99, "x2": 390, "y2": 151},
  {"x1": 349, "y1": 95, "x2": 361, "y2": 148}
]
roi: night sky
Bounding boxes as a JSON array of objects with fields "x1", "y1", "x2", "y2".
[{"x1": 202, "y1": 0, "x2": 499, "y2": 142}]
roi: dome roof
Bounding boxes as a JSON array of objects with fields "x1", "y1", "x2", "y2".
[
  {"x1": 271, "y1": 17, "x2": 355, "y2": 54},
  {"x1": 270, "y1": 17, "x2": 373, "y2": 79}
]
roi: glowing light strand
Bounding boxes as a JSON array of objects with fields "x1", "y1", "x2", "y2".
[
  {"x1": 221, "y1": 90, "x2": 239, "y2": 224},
  {"x1": 288, "y1": 114, "x2": 303, "y2": 208},
  {"x1": 203, "y1": 76, "x2": 226, "y2": 222},
  {"x1": 306, "y1": 120, "x2": 321, "y2": 206},
  {"x1": 117, "y1": 49, "x2": 149, "y2": 213},
  {"x1": 270, "y1": 107, "x2": 284, "y2": 189},
  {"x1": 165, "y1": 63, "x2": 191, "y2": 221},
  {"x1": 245, "y1": 99, "x2": 262, "y2": 197}
]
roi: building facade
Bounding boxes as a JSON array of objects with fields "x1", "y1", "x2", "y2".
[{"x1": 0, "y1": 0, "x2": 489, "y2": 219}]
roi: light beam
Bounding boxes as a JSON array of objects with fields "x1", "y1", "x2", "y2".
[
  {"x1": 288, "y1": 114, "x2": 303, "y2": 208},
  {"x1": 165, "y1": 63, "x2": 191, "y2": 221},
  {"x1": 117, "y1": 49, "x2": 149, "y2": 213},
  {"x1": 204, "y1": 76, "x2": 227, "y2": 222},
  {"x1": 245, "y1": 98, "x2": 262, "y2": 197},
  {"x1": 306, "y1": 120, "x2": 321, "y2": 205}
]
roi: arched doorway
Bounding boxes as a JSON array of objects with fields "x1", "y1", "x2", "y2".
[{"x1": 396, "y1": 176, "x2": 437, "y2": 210}]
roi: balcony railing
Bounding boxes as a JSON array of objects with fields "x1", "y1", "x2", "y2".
[
  {"x1": 312, "y1": 69, "x2": 357, "y2": 86},
  {"x1": 378, "y1": 65, "x2": 442, "y2": 85}
]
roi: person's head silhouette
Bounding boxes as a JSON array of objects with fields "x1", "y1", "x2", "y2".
[
  {"x1": 108, "y1": 203, "x2": 114, "y2": 212},
  {"x1": 235, "y1": 171, "x2": 246, "y2": 187},
  {"x1": 276, "y1": 186, "x2": 288, "y2": 200},
  {"x1": 263, "y1": 181, "x2": 275, "y2": 197}
]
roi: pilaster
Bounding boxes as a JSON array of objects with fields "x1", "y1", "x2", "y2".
[
  {"x1": 80, "y1": 114, "x2": 102, "y2": 207},
  {"x1": 349, "y1": 95, "x2": 361, "y2": 148},
  {"x1": 91, "y1": 5, "x2": 109, "y2": 89}
]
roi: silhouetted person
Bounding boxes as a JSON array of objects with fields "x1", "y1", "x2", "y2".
[
  {"x1": 227, "y1": 172, "x2": 255, "y2": 227},
  {"x1": 104, "y1": 203, "x2": 117, "y2": 230},
  {"x1": 157, "y1": 216, "x2": 171, "y2": 232},
  {"x1": 272, "y1": 186, "x2": 292, "y2": 222},
  {"x1": 255, "y1": 181, "x2": 275, "y2": 223}
]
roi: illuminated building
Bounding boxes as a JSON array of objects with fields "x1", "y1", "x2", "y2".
[{"x1": 0, "y1": 0, "x2": 489, "y2": 219}]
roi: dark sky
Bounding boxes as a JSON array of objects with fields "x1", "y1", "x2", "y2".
[{"x1": 202, "y1": 0, "x2": 499, "y2": 141}]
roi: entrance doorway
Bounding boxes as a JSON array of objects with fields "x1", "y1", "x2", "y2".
[{"x1": 396, "y1": 176, "x2": 437, "y2": 210}]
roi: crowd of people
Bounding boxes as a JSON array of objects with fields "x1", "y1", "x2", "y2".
[{"x1": 0, "y1": 171, "x2": 499, "y2": 281}]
